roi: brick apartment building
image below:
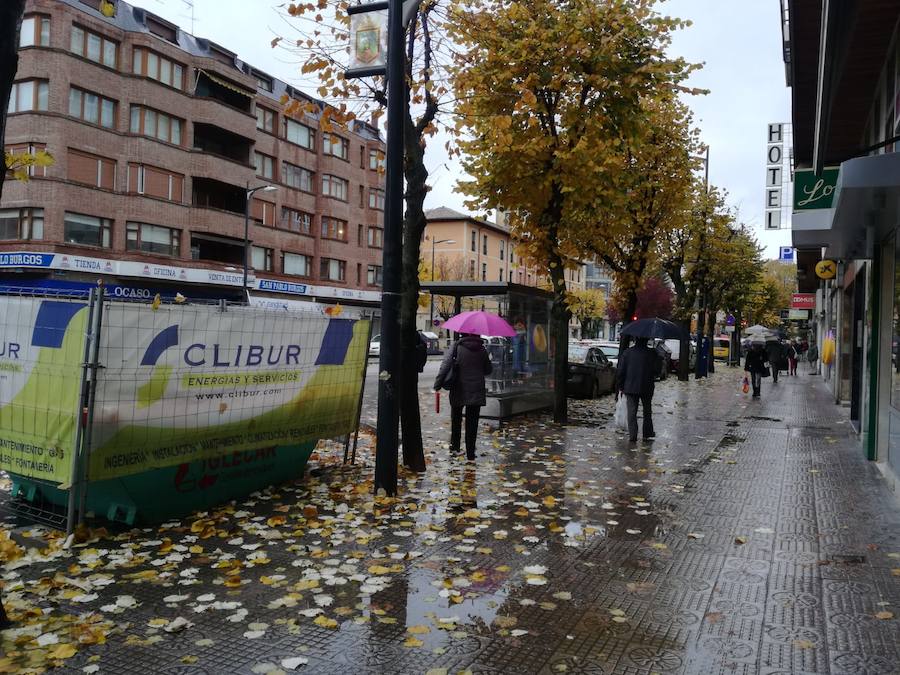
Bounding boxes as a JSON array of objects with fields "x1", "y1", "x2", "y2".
[{"x1": 1, "y1": 0, "x2": 386, "y2": 308}]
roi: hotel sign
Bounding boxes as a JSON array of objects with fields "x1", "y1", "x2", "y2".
[{"x1": 765, "y1": 123, "x2": 784, "y2": 230}]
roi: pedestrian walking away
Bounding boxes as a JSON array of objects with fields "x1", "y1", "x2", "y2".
[
  {"x1": 745, "y1": 342, "x2": 769, "y2": 398},
  {"x1": 806, "y1": 343, "x2": 819, "y2": 374},
  {"x1": 787, "y1": 341, "x2": 798, "y2": 376},
  {"x1": 616, "y1": 337, "x2": 658, "y2": 442},
  {"x1": 433, "y1": 333, "x2": 492, "y2": 461},
  {"x1": 765, "y1": 340, "x2": 785, "y2": 383}
]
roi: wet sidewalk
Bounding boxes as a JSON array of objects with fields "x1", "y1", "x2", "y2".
[{"x1": 2, "y1": 368, "x2": 900, "y2": 674}]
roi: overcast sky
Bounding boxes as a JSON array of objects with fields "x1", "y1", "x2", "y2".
[{"x1": 146, "y1": 0, "x2": 793, "y2": 258}]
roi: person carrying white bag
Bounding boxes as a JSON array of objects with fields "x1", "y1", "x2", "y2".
[{"x1": 615, "y1": 337, "x2": 659, "y2": 442}]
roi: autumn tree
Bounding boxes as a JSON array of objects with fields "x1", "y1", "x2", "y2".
[
  {"x1": 280, "y1": 0, "x2": 456, "y2": 472},
  {"x1": 566, "y1": 288, "x2": 606, "y2": 339},
  {"x1": 450, "y1": 0, "x2": 696, "y2": 422},
  {"x1": 593, "y1": 98, "x2": 699, "y2": 326}
]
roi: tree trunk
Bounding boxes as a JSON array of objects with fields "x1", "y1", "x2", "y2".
[
  {"x1": 550, "y1": 256, "x2": 569, "y2": 424},
  {"x1": 677, "y1": 318, "x2": 691, "y2": 381},
  {"x1": 0, "y1": 0, "x2": 26, "y2": 202},
  {"x1": 397, "y1": 104, "x2": 430, "y2": 473},
  {"x1": 706, "y1": 306, "x2": 717, "y2": 374}
]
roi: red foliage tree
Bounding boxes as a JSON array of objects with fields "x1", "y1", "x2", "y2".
[{"x1": 607, "y1": 277, "x2": 674, "y2": 324}]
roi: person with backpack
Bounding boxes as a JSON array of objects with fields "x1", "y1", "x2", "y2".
[{"x1": 433, "y1": 333, "x2": 492, "y2": 460}]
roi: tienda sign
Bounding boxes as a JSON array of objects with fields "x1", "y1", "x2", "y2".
[{"x1": 791, "y1": 293, "x2": 816, "y2": 310}]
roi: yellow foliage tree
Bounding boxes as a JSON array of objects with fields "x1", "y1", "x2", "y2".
[
  {"x1": 449, "y1": 0, "x2": 698, "y2": 421},
  {"x1": 592, "y1": 98, "x2": 701, "y2": 323},
  {"x1": 566, "y1": 288, "x2": 607, "y2": 339}
]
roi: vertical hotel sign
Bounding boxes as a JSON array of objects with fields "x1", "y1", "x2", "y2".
[{"x1": 765, "y1": 123, "x2": 784, "y2": 230}]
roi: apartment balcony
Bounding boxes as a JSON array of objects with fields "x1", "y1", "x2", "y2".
[{"x1": 193, "y1": 123, "x2": 252, "y2": 165}]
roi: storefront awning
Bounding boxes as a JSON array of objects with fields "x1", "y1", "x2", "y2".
[{"x1": 828, "y1": 152, "x2": 900, "y2": 258}]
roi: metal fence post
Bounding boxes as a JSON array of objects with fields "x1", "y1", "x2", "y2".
[
  {"x1": 77, "y1": 285, "x2": 105, "y2": 525},
  {"x1": 66, "y1": 288, "x2": 97, "y2": 537}
]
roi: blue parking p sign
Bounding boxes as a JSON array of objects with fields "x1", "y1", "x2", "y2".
[{"x1": 779, "y1": 246, "x2": 795, "y2": 262}]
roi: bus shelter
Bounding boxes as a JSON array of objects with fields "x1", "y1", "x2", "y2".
[{"x1": 421, "y1": 282, "x2": 554, "y2": 420}]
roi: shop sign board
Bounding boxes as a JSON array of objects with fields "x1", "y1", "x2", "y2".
[
  {"x1": 794, "y1": 167, "x2": 840, "y2": 210},
  {"x1": 791, "y1": 293, "x2": 816, "y2": 310},
  {"x1": 815, "y1": 259, "x2": 837, "y2": 279}
]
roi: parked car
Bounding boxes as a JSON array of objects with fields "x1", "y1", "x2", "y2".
[
  {"x1": 567, "y1": 344, "x2": 616, "y2": 398},
  {"x1": 593, "y1": 341, "x2": 620, "y2": 368},
  {"x1": 369, "y1": 334, "x2": 380, "y2": 357},
  {"x1": 663, "y1": 339, "x2": 697, "y2": 373}
]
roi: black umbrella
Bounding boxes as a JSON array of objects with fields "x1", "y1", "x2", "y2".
[{"x1": 620, "y1": 318, "x2": 685, "y2": 340}]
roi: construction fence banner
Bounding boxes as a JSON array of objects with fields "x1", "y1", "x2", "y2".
[
  {"x1": 88, "y1": 303, "x2": 369, "y2": 481},
  {"x1": 0, "y1": 297, "x2": 89, "y2": 483},
  {"x1": 0, "y1": 294, "x2": 369, "y2": 485}
]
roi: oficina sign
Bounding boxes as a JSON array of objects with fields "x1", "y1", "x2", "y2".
[{"x1": 791, "y1": 293, "x2": 816, "y2": 310}]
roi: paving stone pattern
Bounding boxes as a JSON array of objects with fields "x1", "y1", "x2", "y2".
[{"x1": 2, "y1": 367, "x2": 900, "y2": 674}]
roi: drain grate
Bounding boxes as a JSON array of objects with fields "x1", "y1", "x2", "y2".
[{"x1": 830, "y1": 554, "x2": 866, "y2": 564}]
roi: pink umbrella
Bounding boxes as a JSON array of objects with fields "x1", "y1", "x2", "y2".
[{"x1": 442, "y1": 311, "x2": 517, "y2": 337}]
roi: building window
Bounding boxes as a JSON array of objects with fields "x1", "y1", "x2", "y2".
[
  {"x1": 482, "y1": 262, "x2": 487, "y2": 281},
  {"x1": 284, "y1": 118, "x2": 315, "y2": 150},
  {"x1": 253, "y1": 72, "x2": 273, "y2": 92},
  {"x1": 127, "y1": 163, "x2": 184, "y2": 202},
  {"x1": 284, "y1": 252, "x2": 312, "y2": 277},
  {"x1": 282, "y1": 162, "x2": 314, "y2": 192},
  {"x1": 368, "y1": 149, "x2": 384, "y2": 171},
  {"x1": 252, "y1": 199, "x2": 275, "y2": 227},
  {"x1": 322, "y1": 175, "x2": 348, "y2": 201},
  {"x1": 0, "y1": 208, "x2": 43, "y2": 240},
  {"x1": 469, "y1": 260, "x2": 476, "y2": 279},
  {"x1": 20, "y1": 15, "x2": 50, "y2": 48},
  {"x1": 471, "y1": 230, "x2": 476, "y2": 252},
  {"x1": 323, "y1": 134, "x2": 349, "y2": 160},
  {"x1": 281, "y1": 207, "x2": 312, "y2": 234},
  {"x1": 132, "y1": 47, "x2": 184, "y2": 90},
  {"x1": 499, "y1": 241, "x2": 505, "y2": 260},
  {"x1": 367, "y1": 264, "x2": 383, "y2": 287},
  {"x1": 69, "y1": 87, "x2": 116, "y2": 128},
  {"x1": 360, "y1": 145, "x2": 365, "y2": 169},
  {"x1": 126, "y1": 221, "x2": 180, "y2": 257},
  {"x1": 68, "y1": 149, "x2": 116, "y2": 190},
  {"x1": 254, "y1": 152, "x2": 275, "y2": 179},
  {"x1": 5, "y1": 143, "x2": 48, "y2": 178},
  {"x1": 368, "y1": 188, "x2": 385, "y2": 210},
  {"x1": 129, "y1": 105, "x2": 183, "y2": 144},
  {"x1": 482, "y1": 234, "x2": 488, "y2": 255},
  {"x1": 256, "y1": 106, "x2": 276, "y2": 134},
  {"x1": 367, "y1": 226, "x2": 383, "y2": 248},
  {"x1": 510, "y1": 249, "x2": 514, "y2": 263},
  {"x1": 320, "y1": 257, "x2": 346, "y2": 282},
  {"x1": 499, "y1": 268, "x2": 504, "y2": 282},
  {"x1": 321, "y1": 216, "x2": 347, "y2": 241},
  {"x1": 251, "y1": 246, "x2": 273, "y2": 272},
  {"x1": 509, "y1": 270, "x2": 513, "y2": 282},
  {"x1": 70, "y1": 25, "x2": 117, "y2": 68},
  {"x1": 64, "y1": 212, "x2": 111, "y2": 248},
  {"x1": 8, "y1": 80, "x2": 49, "y2": 113},
  {"x1": 358, "y1": 185, "x2": 365, "y2": 208}
]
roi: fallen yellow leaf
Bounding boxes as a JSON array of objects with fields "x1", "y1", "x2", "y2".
[
  {"x1": 875, "y1": 611, "x2": 894, "y2": 620},
  {"x1": 47, "y1": 644, "x2": 78, "y2": 660},
  {"x1": 542, "y1": 496, "x2": 557, "y2": 508},
  {"x1": 403, "y1": 636, "x2": 424, "y2": 648},
  {"x1": 407, "y1": 625, "x2": 431, "y2": 634},
  {"x1": 313, "y1": 615, "x2": 338, "y2": 629}
]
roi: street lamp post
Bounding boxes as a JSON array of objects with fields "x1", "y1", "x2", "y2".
[
  {"x1": 243, "y1": 183, "x2": 277, "y2": 301},
  {"x1": 429, "y1": 238, "x2": 455, "y2": 329},
  {"x1": 694, "y1": 145, "x2": 710, "y2": 379}
]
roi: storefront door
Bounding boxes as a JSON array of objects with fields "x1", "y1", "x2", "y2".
[{"x1": 850, "y1": 267, "x2": 867, "y2": 427}]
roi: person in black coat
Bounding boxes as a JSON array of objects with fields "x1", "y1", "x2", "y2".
[
  {"x1": 434, "y1": 333, "x2": 493, "y2": 460},
  {"x1": 616, "y1": 337, "x2": 659, "y2": 442},
  {"x1": 744, "y1": 342, "x2": 769, "y2": 398},
  {"x1": 765, "y1": 340, "x2": 785, "y2": 383}
]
